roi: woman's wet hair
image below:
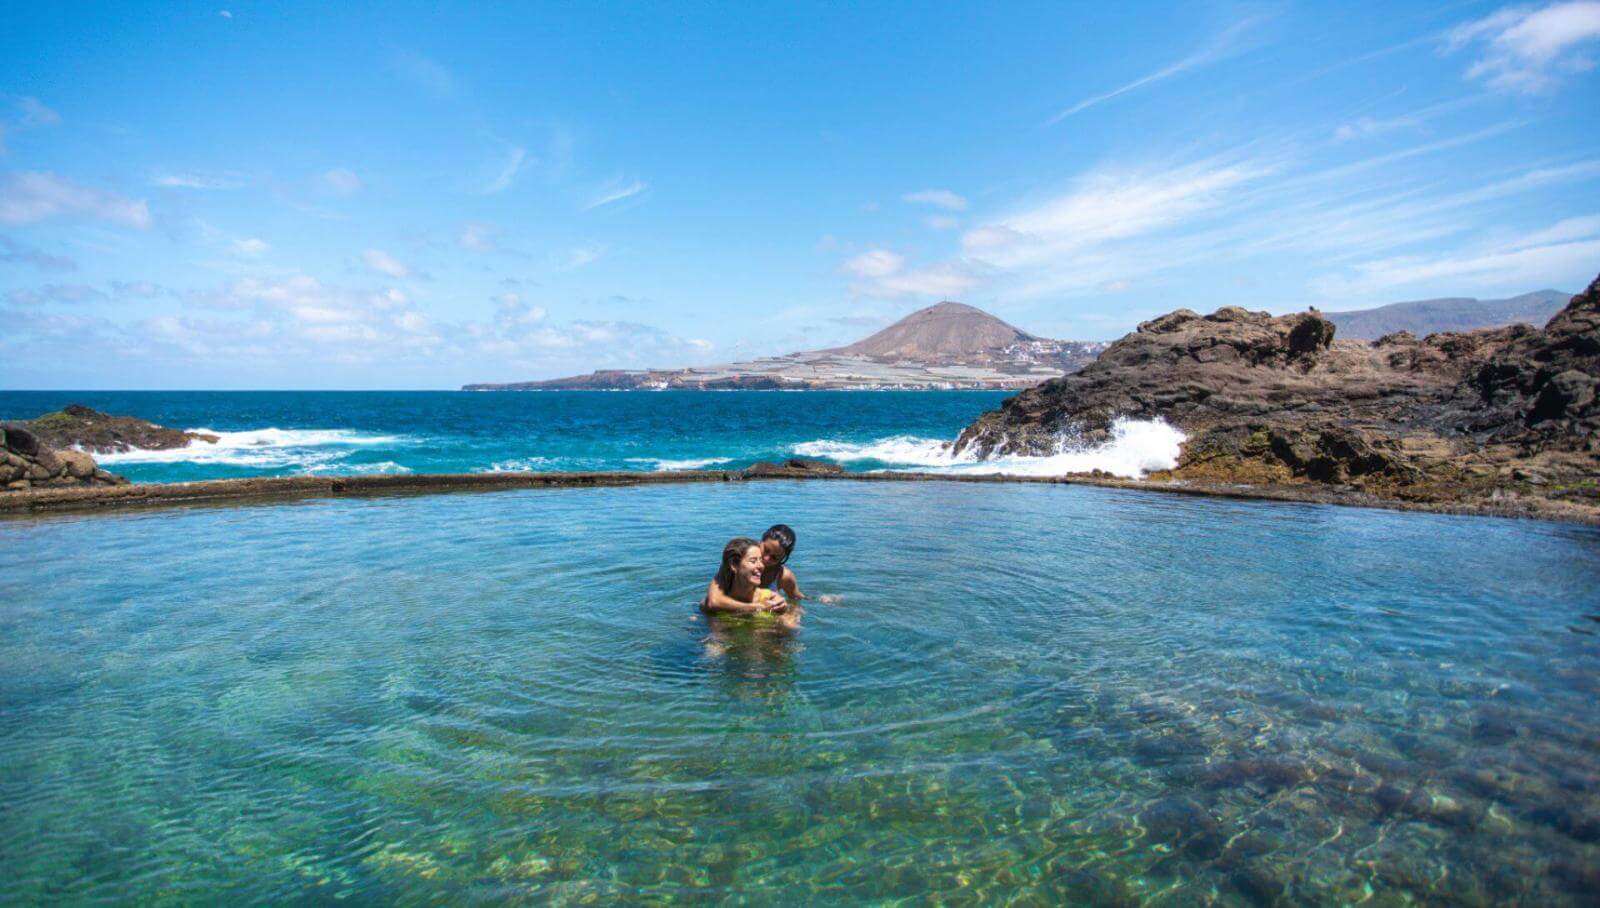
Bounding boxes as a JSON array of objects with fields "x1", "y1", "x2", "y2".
[
  {"x1": 715, "y1": 537, "x2": 760, "y2": 592},
  {"x1": 761, "y1": 524, "x2": 796, "y2": 562}
]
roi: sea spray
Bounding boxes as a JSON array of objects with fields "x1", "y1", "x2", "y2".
[
  {"x1": 789, "y1": 417, "x2": 1185, "y2": 479},
  {"x1": 93, "y1": 427, "x2": 414, "y2": 470}
]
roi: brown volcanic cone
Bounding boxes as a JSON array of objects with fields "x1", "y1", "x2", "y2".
[{"x1": 837, "y1": 301, "x2": 1039, "y2": 359}]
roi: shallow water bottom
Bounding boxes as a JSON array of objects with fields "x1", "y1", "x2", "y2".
[{"x1": 1, "y1": 482, "x2": 1597, "y2": 904}]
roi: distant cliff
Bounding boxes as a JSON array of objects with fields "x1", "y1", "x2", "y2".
[{"x1": 464, "y1": 301, "x2": 1107, "y2": 391}]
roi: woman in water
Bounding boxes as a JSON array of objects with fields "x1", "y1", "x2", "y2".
[
  {"x1": 758, "y1": 524, "x2": 805, "y2": 601},
  {"x1": 703, "y1": 537, "x2": 798, "y2": 628}
]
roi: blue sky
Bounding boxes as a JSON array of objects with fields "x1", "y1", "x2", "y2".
[{"x1": 2, "y1": 1, "x2": 1598, "y2": 389}]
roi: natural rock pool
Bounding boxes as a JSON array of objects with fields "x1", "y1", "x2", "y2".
[{"x1": 2, "y1": 482, "x2": 1597, "y2": 903}]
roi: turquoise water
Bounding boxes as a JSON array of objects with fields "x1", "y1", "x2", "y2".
[
  {"x1": 2, "y1": 481, "x2": 1597, "y2": 903},
  {"x1": 0, "y1": 390, "x2": 1012, "y2": 483}
]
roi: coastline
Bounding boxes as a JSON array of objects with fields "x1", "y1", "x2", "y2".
[{"x1": 3, "y1": 467, "x2": 1594, "y2": 525}]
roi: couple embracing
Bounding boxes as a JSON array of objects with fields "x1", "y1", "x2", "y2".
[{"x1": 702, "y1": 524, "x2": 805, "y2": 630}]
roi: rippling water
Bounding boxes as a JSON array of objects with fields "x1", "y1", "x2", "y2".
[{"x1": 2, "y1": 483, "x2": 1597, "y2": 903}]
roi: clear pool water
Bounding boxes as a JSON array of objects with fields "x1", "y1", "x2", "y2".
[{"x1": 2, "y1": 482, "x2": 1597, "y2": 903}]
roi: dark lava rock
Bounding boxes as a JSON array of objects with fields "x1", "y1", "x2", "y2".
[
  {"x1": 953, "y1": 273, "x2": 1600, "y2": 518},
  {"x1": 743, "y1": 458, "x2": 846, "y2": 477},
  {"x1": 24, "y1": 404, "x2": 219, "y2": 454},
  {"x1": 1, "y1": 423, "x2": 127, "y2": 490}
]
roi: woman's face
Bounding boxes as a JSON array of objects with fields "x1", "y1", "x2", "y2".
[
  {"x1": 761, "y1": 540, "x2": 785, "y2": 571},
  {"x1": 738, "y1": 545, "x2": 765, "y2": 587}
]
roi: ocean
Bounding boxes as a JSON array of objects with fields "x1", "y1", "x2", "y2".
[
  {"x1": 2, "y1": 480, "x2": 1596, "y2": 902},
  {"x1": 0, "y1": 390, "x2": 1185, "y2": 483}
]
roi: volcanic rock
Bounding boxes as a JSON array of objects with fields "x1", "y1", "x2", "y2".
[
  {"x1": 23, "y1": 404, "x2": 219, "y2": 454},
  {"x1": 1, "y1": 424, "x2": 127, "y2": 491},
  {"x1": 953, "y1": 273, "x2": 1600, "y2": 519},
  {"x1": 743, "y1": 458, "x2": 846, "y2": 477}
]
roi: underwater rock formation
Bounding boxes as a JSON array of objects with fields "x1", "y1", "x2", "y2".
[
  {"x1": 954, "y1": 272, "x2": 1600, "y2": 519},
  {"x1": 0, "y1": 423, "x2": 126, "y2": 490}
]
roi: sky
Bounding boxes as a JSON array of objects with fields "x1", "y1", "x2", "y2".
[{"x1": 2, "y1": 1, "x2": 1599, "y2": 389}]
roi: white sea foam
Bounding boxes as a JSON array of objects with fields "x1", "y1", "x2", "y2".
[
  {"x1": 483, "y1": 457, "x2": 555, "y2": 473},
  {"x1": 790, "y1": 435, "x2": 961, "y2": 467},
  {"x1": 304, "y1": 460, "x2": 413, "y2": 476},
  {"x1": 790, "y1": 418, "x2": 1185, "y2": 479},
  {"x1": 628, "y1": 456, "x2": 732, "y2": 471},
  {"x1": 92, "y1": 427, "x2": 412, "y2": 469}
]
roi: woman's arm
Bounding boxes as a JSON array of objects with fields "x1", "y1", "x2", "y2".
[
  {"x1": 703, "y1": 579, "x2": 784, "y2": 614},
  {"x1": 780, "y1": 567, "x2": 805, "y2": 601}
]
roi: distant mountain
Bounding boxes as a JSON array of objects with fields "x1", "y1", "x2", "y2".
[
  {"x1": 464, "y1": 301, "x2": 1106, "y2": 391},
  {"x1": 1324, "y1": 290, "x2": 1570, "y2": 341},
  {"x1": 833, "y1": 301, "x2": 1040, "y2": 359}
]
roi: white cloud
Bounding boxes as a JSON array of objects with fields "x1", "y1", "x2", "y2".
[
  {"x1": 926, "y1": 215, "x2": 961, "y2": 230},
  {"x1": 232, "y1": 237, "x2": 270, "y2": 258},
  {"x1": 903, "y1": 189, "x2": 967, "y2": 211},
  {"x1": 0, "y1": 235, "x2": 75, "y2": 271},
  {"x1": 218, "y1": 10, "x2": 232, "y2": 19},
  {"x1": 154, "y1": 172, "x2": 247, "y2": 189},
  {"x1": 1315, "y1": 215, "x2": 1600, "y2": 295},
  {"x1": 460, "y1": 222, "x2": 495, "y2": 251},
  {"x1": 843, "y1": 249, "x2": 905, "y2": 278},
  {"x1": 961, "y1": 161, "x2": 1264, "y2": 271},
  {"x1": 363, "y1": 249, "x2": 412, "y2": 278},
  {"x1": 483, "y1": 146, "x2": 527, "y2": 194},
  {"x1": 1446, "y1": 2, "x2": 1600, "y2": 93},
  {"x1": 391, "y1": 51, "x2": 454, "y2": 98},
  {"x1": 17, "y1": 97, "x2": 60, "y2": 128},
  {"x1": 875, "y1": 262, "x2": 981, "y2": 298},
  {"x1": 1046, "y1": 15, "x2": 1265, "y2": 123},
  {"x1": 6, "y1": 283, "x2": 106, "y2": 305},
  {"x1": 585, "y1": 176, "x2": 647, "y2": 209},
  {"x1": 0, "y1": 171, "x2": 151, "y2": 228},
  {"x1": 841, "y1": 248, "x2": 978, "y2": 298},
  {"x1": 321, "y1": 168, "x2": 362, "y2": 196},
  {"x1": 557, "y1": 244, "x2": 605, "y2": 270}
]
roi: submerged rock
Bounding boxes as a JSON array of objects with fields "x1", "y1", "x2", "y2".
[
  {"x1": 22, "y1": 404, "x2": 218, "y2": 454},
  {"x1": 0, "y1": 424, "x2": 126, "y2": 490}
]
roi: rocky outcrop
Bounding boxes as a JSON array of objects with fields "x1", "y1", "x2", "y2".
[
  {"x1": 23, "y1": 404, "x2": 218, "y2": 454},
  {"x1": 742, "y1": 457, "x2": 846, "y2": 477},
  {"x1": 954, "y1": 273, "x2": 1600, "y2": 519},
  {"x1": 1, "y1": 423, "x2": 127, "y2": 490}
]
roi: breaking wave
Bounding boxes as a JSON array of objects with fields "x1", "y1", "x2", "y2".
[
  {"x1": 628, "y1": 457, "x2": 733, "y2": 472},
  {"x1": 92, "y1": 427, "x2": 413, "y2": 471},
  {"x1": 790, "y1": 418, "x2": 1185, "y2": 479}
]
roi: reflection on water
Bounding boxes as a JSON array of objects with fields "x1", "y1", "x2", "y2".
[{"x1": 1, "y1": 482, "x2": 1597, "y2": 903}]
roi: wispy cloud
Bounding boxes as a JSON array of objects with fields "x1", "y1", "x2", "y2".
[
  {"x1": 556, "y1": 244, "x2": 605, "y2": 269},
  {"x1": 1046, "y1": 15, "x2": 1265, "y2": 123},
  {"x1": 0, "y1": 171, "x2": 151, "y2": 228},
  {"x1": 480, "y1": 146, "x2": 527, "y2": 195},
  {"x1": 585, "y1": 176, "x2": 647, "y2": 210},
  {"x1": 363, "y1": 249, "x2": 412, "y2": 279},
  {"x1": 1446, "y1": 1, "x2": 1600, "y2": 93},
  {"x1": 459, "y1": 222, "x2": 495, "y2": 251},
  {"x1": 0, "y1": 235, "x2": 76, "y2": 271},
  {"x1": 320, "y1": 168, "x2": 362, "y2": 196},
  {"x1": 153, "y1": 171, "x2": 248, "y2": 190},
  {"x1": 390, "y1": 51, "x2": 454, "y2": 98},
  {"x1": 903, "y1": 189, "x2": 967, "y2": 210},
  {"x1": 1315, "y1": 214, "x2": 1600, "y2": 295},
  {"x1": 6, "y1": 283, "x2": 107, "y2": 306},
  {"x1": 842, "y1": 247, "x2": 979, "y2": 298}
]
